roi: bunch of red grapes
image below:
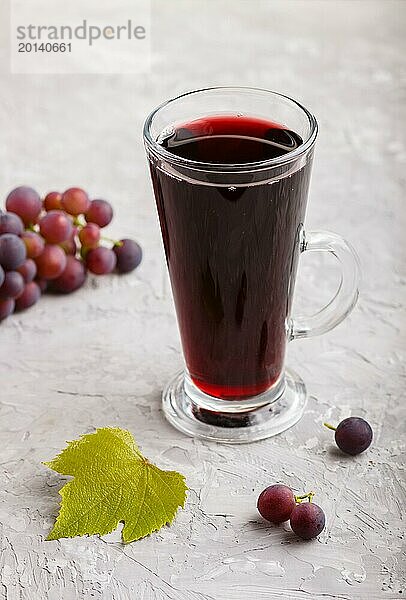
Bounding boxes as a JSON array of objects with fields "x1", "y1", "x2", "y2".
[{"x1": 0, "y1": 186, "x2": 142, "y2": 321}]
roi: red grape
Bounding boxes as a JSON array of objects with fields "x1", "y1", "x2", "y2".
[
  {"x1": 61, "y1": 188, "x2": 90, "y2": 216},
  {"x1": 17, "y1": 258, "x2": 37, "y2": 283},
  {"x1": 0, "y1": 233, "x2": 26, "y2": 270},
  {"x1": 60, "y1": 237, "x2": 77, "y2": 255},
  {"x1": 86, "y1": 246, "x2": 116, "y2": 274},
  {"x1": 290, "y1": 502, "x2": 325, "y2": 540},
  {"x1": 0, "y1": 265, "x2": 4, "y2": 288},
  {"x1": 0, "y1": 212, "x2": 24, "y2": 236},
  {"x1": 114, "y1": 239, "x2": 142, "y2": 273},
  {"x1": 329, "y1": 417, "x2": 373, "y2": 455},
  {"x1": 50, "y1": 256, "x2": 87, "y2": 293},
  {"x1": 43, "y1": 191, "x2": 62, "y2": 211},
  {"x1": 36, "y1": 278, "x2": 48, "y2": 292},
  {"x1": 0, "y1": 298, "x2": 15, "y2": 321},
  {"x1": 6, "y1": 186, "x2": 42, "y2": 226},
  {"x1": 257, "y1": 485, "x2": 296, "y2": 524},
  {"x1": 35, "y1": 244, "x2": 67, "y2": 280},
  {"x1": 21, "y1": 231, "x2": 45, "y2": 259},
  {"x1": 15, "y1": 281, "x2": 41, "y2": 311},
  {"x1": 85, "y1": 199, "x2": 113, "y2": 228},
  {"x1": 0, "y1": 271, "x2": 25, "y2": 300},
  {"x1": 39, "y1": 210, "x2": 73, "y2": 244},
  {"x1": 79, "y1": 223, "x2": 100, "y2": 249},
  {"x1": 60, "y1": 226, "x2": 78, "y2": 255}
]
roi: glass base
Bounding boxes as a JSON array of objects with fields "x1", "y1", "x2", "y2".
[{"x1": 162, "y1": 368, "x2": 307, "y2": 443}]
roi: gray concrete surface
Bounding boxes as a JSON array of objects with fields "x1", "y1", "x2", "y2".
[{"x1": 0, "y1": 1, "x2": 405, "y2": 598}]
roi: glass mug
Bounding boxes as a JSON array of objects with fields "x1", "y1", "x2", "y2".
[{"x1": 143, "y1": 87, "x2": 359, "y2": 443}]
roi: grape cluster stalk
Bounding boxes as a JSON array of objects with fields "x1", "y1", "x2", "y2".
[{"x1": 0, "y1": 186, "x2": 142, "y2": 321}]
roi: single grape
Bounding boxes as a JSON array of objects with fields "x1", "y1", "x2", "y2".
[
  {"x1": 61, "y1": 187, "x2": 90, "y2": 216},
  {"x1": 0, "y1": 271, "x2": 25, "y2": 300},
  {"x1": 60, "y1": 237, "x2": 77, "y2": 255},
  {"x1": 50, "y1": 256, "x2": 87, "y2": 294},
  {"x1": 43, "y1": 191, "x2": 62, "y2": 211},
  {"x1": 113, "y1": 239, "x2": 142, "y2": 273},
  {"x1": 0, "y1": 264, "x2": 4, "y2": 288},
  {"x1": 85, "y1": 199, "x2": 113, "y2": 228},
  {"x1": 20, "y1": 231, "x2": 45, "y2": 259},
  {"x1": 36, "y1": 278, "x2": 48, "y2": 292},
  {"x1": 0, "y1": 298, "x2": 15, "y2": 321},
  {"x1": 6, "y1": 186, "x2": 42, "y2": 226},
  {"x1": 0, "y1": 233, "x2": 26, "y2": 270},
  {"x1": 79, "y1": 223, "x2": 100, "y2": 249},
  {"x1": 39, "y1": 210, "x2": 73, "y2": 244},
  {"x1": 0, "y1": 212, "x2": 24, "y2": 236},
  {"x1": 86, "y1": 246, "x2": 116, "y2": 274},
  {"x1": 60, "y1": 226, "x2": 78, "y2": 255},
  {"x1": 325, "y1": 417, "x2": 373, "y2": 455},
  {"x1": 290, "y1": 502, "x2": 325, "y2": 540},
  {"x1": 15, "y1": 281, "x2": 41, "y2": 311},
  {"x1": 35, "y1": 244, "x2": 67, "y2": 280},
  {"x1": 257, "y1": 484, "x2": 296, "y2": 524},
  {"x1": 17, "y1": 258, "x2": 37, "y2": 283}
]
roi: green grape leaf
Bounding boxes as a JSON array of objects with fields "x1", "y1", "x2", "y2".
[{"x1": 43, "y1": 427, "x2": 187, "y2": 543}]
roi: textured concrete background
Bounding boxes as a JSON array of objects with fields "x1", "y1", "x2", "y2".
[{"x1": 0, "y1": 1, "x2": 405, "y2": 598}]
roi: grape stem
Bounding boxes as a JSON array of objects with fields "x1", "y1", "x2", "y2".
[
  {"x1": 324, "y1": 422, "x2": 337, "y2": 431},
  {"x1": 101, "y1": 236, "x2": 123, "y2": 247},
  {"x1": 294, "y1": 491, "x2": 315, "y2": 504}
]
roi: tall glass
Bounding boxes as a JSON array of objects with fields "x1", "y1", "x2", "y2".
[{"x1": 144, "y1": 87, "x2": 359, "y2": 443}]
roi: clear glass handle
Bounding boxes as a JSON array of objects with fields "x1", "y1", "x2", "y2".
[{"x1": 289, "y1": 230, "x2": 360, "y2": 340}]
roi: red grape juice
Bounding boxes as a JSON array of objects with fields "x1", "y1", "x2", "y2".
[{"x1": 150, "y1": 115, "x2": 313, "y2": 400}]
